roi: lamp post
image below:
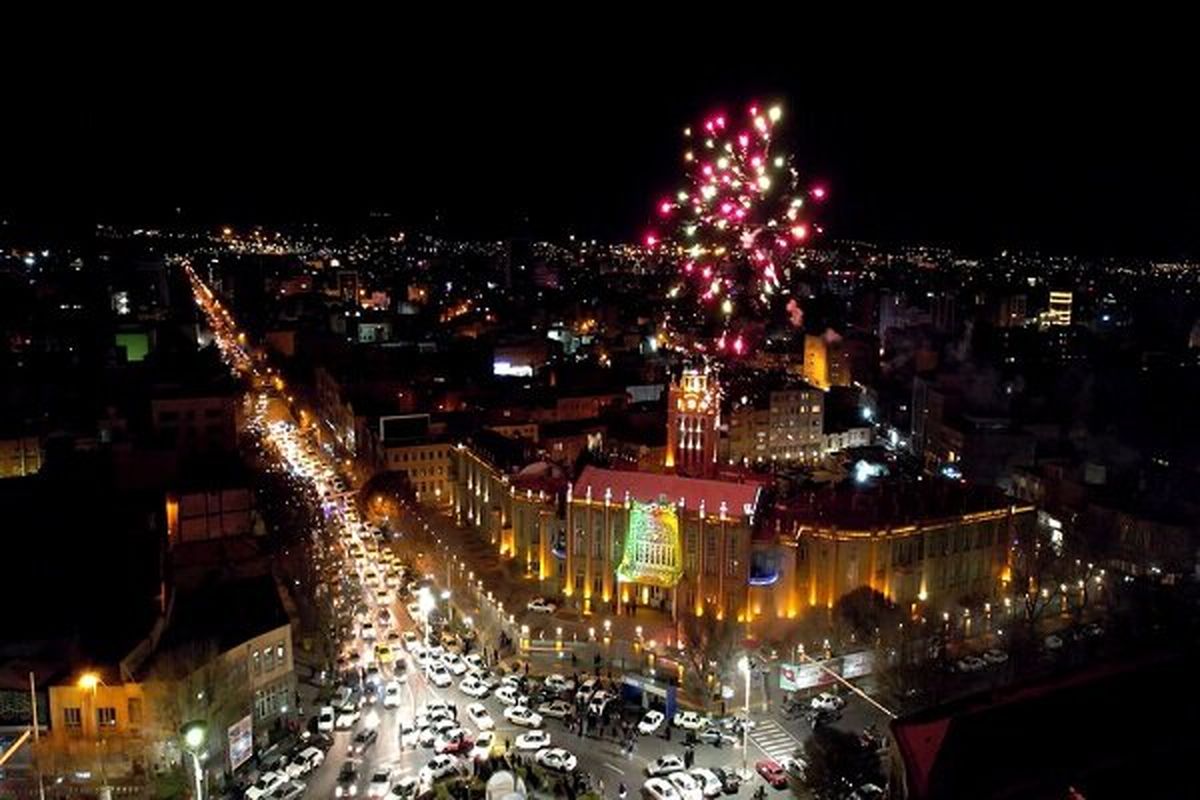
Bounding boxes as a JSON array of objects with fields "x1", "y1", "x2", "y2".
[
  {"x1": 441, "y1": 590, "x2": 453, "y2": 625},
  {"x1": 181, "y1": 720, "x2": 207, "y2": 800},
  {"x1": 77, "y1": 672, "x2": 109, "y2": 798},
  {"x1": 418, "y1": 587, "x2": 435, "y2": 643},
  {"x1": 737, "y1": 656, "x2": 751, "y2": 777}
]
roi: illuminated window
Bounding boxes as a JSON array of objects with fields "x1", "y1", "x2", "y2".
[
  {"x1": 97, "y1": 707, "x2": 117, "y2": 728},
  {"x1": 64, "y1": 707, "x2": 82, "y2": 729}
]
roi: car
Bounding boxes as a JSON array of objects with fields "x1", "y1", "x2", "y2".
[
  {"x1": 367, "y1": 767, "x2": 392, "y2": 798},
  {"x1": 335, "y1": 762, "x2": 360, "y2": 797},
  {"x1": 317, "y1": 706, "x2": 336, "y2": 733},
  {"x1": 526, "y1": 597, "x2": 557, "y2": 614},
  {"x1": 688, "y1": 768, "x2": 722, "y2": 798},
  {"x1": 956, "y1": 656, "x2": 987, "y2": 672},
  {"x1": 245, "y1": 771, "x2": 287, "y2": 800},
  {"x1": 332, "y1": 686, "x2": 355, "y2": 709},
  {"x1": 460, "y1": 675, "x2": 490, "y2": 698},
  {"x1": 350, "y1": 727, "x2": 378, "y2": 755},
  {"x1": 542, "y1": 673, "x2": 575, "y2": 693},
  {"x1": 415, "y1": 650, "x2": 436, "y2": 669},
  {"x1": 426, "y1": 663, "x2": 453, "y2": 688},
  {"x1": 361, "y1": 622, "x2": 377, "y2": 640},
  {"x1": 534, "y1": 747, "x2": 578, "y2": 773},
  {"x1": 374, "y1": 643, "x2": 395, "y2": 664},
  {"x1": 638, "y1": 710, "x2": 666, "y2": 735},
  {"x1": 442, "y1": 652, "x2": 468, "y2": 675},
  {"x1": 695, "y1": 727, "x2": 737, "y2": 747},
  {"x1": 287, "y1": 746, "x2": 324, "y2": 778},
  {"x1": 464, "y1": 653, "x2": 484, "y2": 671},
  {"x1": 712, "y1": 768, "x2": 741, "y2": 794},
  {"x1": 435, "y1": 727, "x2": 474, "y2": 755},
  {"x1": 418, "y1": 718, "x2": 458, "y2": 748},
  {"x1": 266, "y1": 781, "x2": 306, "y2": 800},
  {"x1": 406, "y1": 602, "x2": 423, "y2": 622},
  {"x1": 466, "y1": 703, "x2": 494, "y2": 730},
  {"x1": 848, "y1": 785, "x2": 885, "y2": 800},
  {"x1": 780, "y1": 756, "x2": 807, "y2": 782},
  {"x1": 399, "y1": 719, "x2": 419, "y2": 748},
  {"x1": 418, "y1": 754, "x2": 463, "y2": 785},
  {"x1": 471, "y1": 730, "x2": 495, "y2": 760},
  {"x1": 642, "y1": 777, "x2": 682, "y2": 800},
  {"x1": 375, "y1": 589, "x2": 393, "y2": 605},
  {"x1": 336, "y1": 704, "x2": 360, "y2": 730},
  {"x1": 401, "y1": 631, "x2": 420, "y2": 651},
  {"x1": 388, "y1": 777, "x2": 419, "y2": 800},
  {"x1": 588, "y1": 690, "x2": 615, "y2": 717},
  {"x1": 672, "y1": 711, "x2": 708, "y2": 730},
  {"x1": 383, "y1": 681, "x2": 403, "y2": 709},
  {"x1": 1044, "y1": 634, "x2": 1064, "y2": 650},
  {"x1": 647, "y1": 754, "x2": 686, "y2": 776},
  {"x1": 495, "y1": 684, "x2": 526, "y2": 706},
  {"x1": 503, "y1": 705, "x2": 543, "y2": 728},
  {"x1": 537, "y1": 699, "x2": 572, "y2": 719},
  {"x1": 667, "y1": 771, "x2": 703, "y2": 800},
  {"x1": 576, "y1": 678, "x2": 598, "y2": 702},
  {"x1": 515, "y1": 729, "x2": 551, "y2": 750},
  {"x1": 810, "y1": 692, "x2": 847, "y2": 713},
  {"x1": 755, "y1": 759, "x2": 787, "y2": 789},
  {"x1": 1083, "y1": 622, "x2": 1105, "y2": 638},
  {"x1": 982, "y1": 648, "x2": 1009, "y2": 665},
  {"x1": 365, "y1": 664, "x2": 382, "y2": 688},
  {"x1": 417, "y1": 700, "x2": 453, "y2": 719}
]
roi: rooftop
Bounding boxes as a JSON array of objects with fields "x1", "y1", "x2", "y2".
[
  {"x1": 572, "y1": 466, "x2": 763, "y2": 518},
  {"x1": 157, "y1": 574, "x2": 290, "y2": 661}
]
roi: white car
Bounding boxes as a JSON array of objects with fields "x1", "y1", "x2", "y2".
[
  {"x1": 588, "y1": 691, "x2": 614, "y2": 717},
  {"x1": 515, "y1": 729, "x2": 551, "y2": 750},
  {"x1": 956, "y1": 656, "x2": 987, "y2": 673},
  {"x1": 415, "y1": 706, "x2": 453, "y2": 730},
  {"x1": 534, "y1": 747, "x2": 577, "y2": 773},
  {"x1": 526, "y1": 597, "x2": 557, "y2": 614},
  {"x1": 638, "y1": 710, "x2": 665, "y2": 735},
  {"x1": 442, "y1": 653, "x2": 468, "y2": 675},
  {"x1": 415, "y1": 650, "x2": 436, "y2": 669},
  {"x1": 459, "y1": 675, "x2": 490, "y2": 698},
  {"x1": 495, "y1": 684, "x2": 526, "y2": 706},
  {"x1": 383, "y1": 680, "x2": 403, "y2": 708},
  {"x1": 244, "y1": 771, "x2": 287, "y2": 800},
  {"x1": 375, "y1": 589, "x2": 393, "y2": 606},
  {"x1": 361, "y1": 622, "x2": 377, "y2": 640},
  {"x1": 537, "y1": 699, "x2": 572, "y2": 719},
  {"x1": 810, "y1": 692, "x2": 846, "y2": 713},
  {"x1": 402, "y1": 631, "x2": 420, "y2": 651},
  {"x1": 667, "y1": 771, "x2": 703, "y2": 800},
  {"x1": 418, "y1": 754, "x2": 463, "y2": 785},
  {"x1": 287, "y1": 746, "x2": 324, "y2": 778},
  {"x1": 335, "y1": 704, "x2": 360, "y2": 730},
  {"x1": 418, "y1": 719, "x2": 457, "y2": 748},
  {"x1": 672, "y1": 711, "x2": 708, "y2": 731},
  {"x1": 543, "y1": 674, "x2": 575, "y2": 693},
  {"x1": 688, "y1": 769, "x2": 722, "y2": 798},
  {"x1": 503, "y1": 705, "x2": 543, "y2": 728},
  {"x1": 399, "y1": 719, "x2": 419, "y2": 748},
  {"x1": 647, "y1": 754, "x2": 687, "y2": 776},
  {"x1": 471, "y1": 730, "x2": 495, "y2": 760},
  {"x1": 1044, "y1": 634, "x2": 1064, "y2": 651},
  {"x1": 464, "y1": 654, "x2": 484, "y2": 671},
  {"x1": 367, "y1": 767, "x2": 392, "y2": 798},
  {"x1": 406, "y1": 603, "x2": 423, "y2": 622},
  {"x1": 317, "y1": 705, "x2": 336, "y2": 733},
  {"x1": 427, "y1": 663, "x2": 453, "y2": 688},
  {"x1": 466, "y1": 703, "x2": 494, "y2": 730},
  {"x1": 983, "y1": 648, "x2": 1009, "y2": 665},
  {"x1": 642, "y1": 777, "x2": 681, "y2": 800}
]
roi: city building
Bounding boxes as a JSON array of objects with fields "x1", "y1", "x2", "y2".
[
  {"x1": 1047, "y1": 289, "x2": 1073, "y2": 326},
  {"x1": 0, "y1": 430, "x2": 42, "y2": 477},
  {"x1": 665, "y1": 368, "x2": 721, "y2": 477},
  {"x1": 150, "y1": 392, "x2": 238, "y2": 455},
  {"x1": 803, "y1": 331, "x2": 851, "y2": 389},
  {"x1": 725, "y1": 380, "x2": 825, "y2": 464}
]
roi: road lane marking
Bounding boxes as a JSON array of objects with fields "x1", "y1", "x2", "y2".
[{"x1": 604, "y1": 762, "x2": 624, "y2": 774}]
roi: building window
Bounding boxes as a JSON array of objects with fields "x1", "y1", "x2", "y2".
[
  {"x1": 263, "y1": 646, "x2": 275, "y2": 673},
  {"x1": 276, "y1": 641, "x2": 286, "y2": 664},
  {"x1": 726, "y1": 533, "x2": 739, "y2": 576},
  {"x1": 128, "y1": 698, "x2": 143, "y2": 726},
  {"x1": 64, "y1": 707, "x2": 82, "y2": 729},
  {"x1": 97, "y1": 707, "x2": 117, "y2": 728},
  {"x1": 252, "y1": 650, "x2": 261, "y2": 675}
]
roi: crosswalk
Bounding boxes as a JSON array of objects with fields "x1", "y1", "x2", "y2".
[{"x1": 749, "y1": 719, "x2": 803, "y2": 761}]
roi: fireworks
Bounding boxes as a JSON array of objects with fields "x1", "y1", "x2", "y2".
[{"x1": 647, "y1": 103, "x2": 826, "y2": 355}]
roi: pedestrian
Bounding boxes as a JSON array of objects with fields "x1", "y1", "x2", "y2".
[
  {"x1": 599, "y1": 778, "x2": 605, "y2": 797},
  {"x1": 618, "y1": 782, "x2": 627, "y2": 800}
]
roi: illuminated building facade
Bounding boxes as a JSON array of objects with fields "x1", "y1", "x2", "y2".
[
  {"x1": 665, "y1": 368, "x2": 720, "y2": 477},
  {"x1": 1047, "y1": 290, "x2": 1073, "y2": 326},
  {"x1": 564, "y1": 466, "x2": 761, "y2": 620},
  {"x1": 726, "y1": 383, "x2": 825, "y2": 464}
]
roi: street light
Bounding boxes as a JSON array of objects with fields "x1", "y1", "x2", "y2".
[
  {"x1": 737, "y1": 656, "x2": 751, "y2": 777},
  {"x1": 77, "y1": 672, "x2": 110, "y2": 796},
  {"x1": 441, "y1": 589, "x2": 453, "y2": 625},
  {"x1": 180, "y1": 720, "x2": 207, "y2": 800},
  {"x1": 418, "y1": 587, "x2": 435, "y2": 642}
]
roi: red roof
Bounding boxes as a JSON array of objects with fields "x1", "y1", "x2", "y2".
[{"x1": 572, "y1": 466, "x2": 762, "y2": 518}]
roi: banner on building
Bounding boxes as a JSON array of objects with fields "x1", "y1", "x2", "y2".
[
  {"x1": 228, "y1": 714, "x2": 253, "y2": 771},
  {"x1": 841, "y1": 650, "x2": 875, "y2": 679},
  {"x1": 779, "y1": 661, "x2": 834, "y2": 692}
]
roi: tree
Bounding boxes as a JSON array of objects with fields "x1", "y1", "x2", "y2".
[
  {"x1": 833, "y1": 588, "x2": 903, "y2": 648},
  {"x1": 801, "y1": 726, "x2": 883, "y2": 799},
  {"x1": 678, "y1": 612, "x2": 742, "y2": 709}
]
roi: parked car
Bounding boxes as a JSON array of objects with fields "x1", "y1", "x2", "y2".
[
  {"x1": 695, "y1": 727, "x2": 736, "y2": 747},
  {"x1": 245, "y1": 771, "x2": 287, "y2": 800},
  {"x1": 537, "y1": 699, "x2": 572, "y2": 719},
  {"x1": 810, "y1": 692, "x2": 847, "y2": 713},
  {"x1": 503, "y1": 705, "x2": 543, "y2": 728},
  {"x1": 534, "y1": 747, "x2": 578, "y2": 773},
  {"x1": 418, "y1": 754, "x2": 463, "y2": 785},
  {"x1": 495, "y1": 684, "x2": 527, "y2": 706},
  {"x1": 267, "y1": 781, "x2": 305, "y2": 800},
  {"x1": 467, "y1": 703, "x2": 494, "y2": 730},
  {"x1": 460, "y1": 675, "x2": 490, "y2": 698},
  {"x1": 426, "y1": 663, "x2": 453, "y2": 688},
  {"x1": 647, "y1": 754, "x2": 687, "y2": 776},
  {"x1": 286, "y1": 746, "x2": 324, "y2": 778},
  {"x1": 755, "y1": 759, "x2": 788, "y2": 789},
  {"x1": 672, "y1": 711, "x2": 708, "y2": 730},
  {"x1": 317, "y1": 706, "x2": 336, "y2": 733},
  {"x1": 688, "y1": 768, "x2": 722, "y2": 798},
  {"x1": 515, "y1": 729, "x2": 551, "y2": 750},
  {"x1": 543, "y1": 674, "x2": 575, "y2": 693},
  {"x1": 638, "y1": 710, "x2": 666, "y2": 735},
  {"x1": 642, "y1": 777, "x2": 682, "y2": 800},
  {"x1": 982, "y1": 648, "x2": 1009, "y2": 665},
  {"x1": 527, "y1": 597, "x2": 557, "y2": 614},
  {"x1": 388, "y1": 776, "x2": 419, "y2": 800},
  {"x1": 367, "y1": 767, "x2": 392, "y2": 798}
]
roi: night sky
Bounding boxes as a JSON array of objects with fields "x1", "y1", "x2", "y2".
[{"x1": 5, "y1": 60, "x2": 1198, "y2": 257}]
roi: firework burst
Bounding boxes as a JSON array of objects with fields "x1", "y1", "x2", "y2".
[{"x1": 646, "y1": 103, "x2": 826, "y2": 356}]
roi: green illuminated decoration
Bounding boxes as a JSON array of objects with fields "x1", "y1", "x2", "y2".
[{"x1": 617, "y1": 499, "x2": 684, "y2": 587}]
